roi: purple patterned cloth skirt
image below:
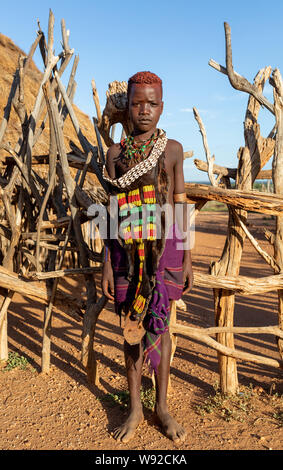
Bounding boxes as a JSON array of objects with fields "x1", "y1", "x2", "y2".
[{"x1": 110, "y1": 224, "x2": 184, "y2": 374}]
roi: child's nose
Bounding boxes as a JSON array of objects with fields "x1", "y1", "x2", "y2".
[{"x1": 140, "y1": 103, "x2": 150, "y2": 114}]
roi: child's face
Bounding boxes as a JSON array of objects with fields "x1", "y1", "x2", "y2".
[{"x1": 128, "y1": 83, "x2": 163, "y2": 134}]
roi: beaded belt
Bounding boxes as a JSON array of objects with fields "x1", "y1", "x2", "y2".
[{"x1": 117, "y1": 184, "x2": 157, "y2": 321}]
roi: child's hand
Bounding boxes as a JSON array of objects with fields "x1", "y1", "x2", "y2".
[
  {"x1": 101, "y1": 261, "x2": 115, "y2": 301},
  {"x1": 183, "y1": 256, "x2": 193, "y2": 295}
]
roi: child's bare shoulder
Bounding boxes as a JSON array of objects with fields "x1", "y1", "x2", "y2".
[
  {"x1": 166, "y1": 138, "x2": 184, "y2": 161},
  {"x1": 105, "y1": 143, "x2": 121, "y2": 176},
  {"x1": 166, "y1": 138, "x2": 183, "y2": 151},
  {"x1": 106, "y1": 143, "x2": 121, "y2": 161}
]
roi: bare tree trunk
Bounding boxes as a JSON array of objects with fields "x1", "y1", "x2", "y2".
[{"x1": 272, "y1": 69, "x2": 283, "y2": 359}]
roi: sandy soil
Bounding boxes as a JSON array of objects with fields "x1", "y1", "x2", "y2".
[{"x1": 0, "y1": 212, "x2": 283, "y2": 453}]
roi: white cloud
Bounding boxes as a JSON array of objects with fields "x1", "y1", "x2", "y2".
[
  {"x1": 179, "y1": 107, "x2": 217, "y2": 120},
  {"x1": 180, "y1": 107, "x2": 210, "y2": 114},
  {"x1": 211, "y1": 93, "x2": 246, "y2": 102}
]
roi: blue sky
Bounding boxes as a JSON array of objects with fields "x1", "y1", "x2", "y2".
[{"x1": 1, "y1": 0, "x2": 282, "y2": 181}]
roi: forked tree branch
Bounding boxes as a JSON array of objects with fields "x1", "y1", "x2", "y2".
[{"x1": 209, "y1": 22, "x2": 275, "y2": 115}]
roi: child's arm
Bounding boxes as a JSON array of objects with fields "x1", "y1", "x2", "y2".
[{"x1": 173, "y1": 143, "x2": 193, "y2": 294}]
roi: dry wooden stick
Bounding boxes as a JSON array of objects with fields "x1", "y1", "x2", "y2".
[
  {"x1": 91, "y1": 78, "x2": 102, "y2": 125},
  {"x1": 25, "y1": 29, "x2": 44, "y2": 70},
  {"x1": 17, "y1": 152, "x2": 99, "y2": 176},
  {"x1": 60, "y1": 18, "x2": 72, "y2": 55},
  {"x1": 23, "y1": 232, "x2": 75, "y2": 241},
  {"x1": 193, "y1": 270, "x2": 283, "y2": 295},
  {"x1": 0, "y1": 266, "x2": 84, "y2": 310},
  {"x1": 193, "y1": 107, "x2": 217, "y2": 186},
  {"x1": 184, "y1": 150, "x2": 194, "y2": 159},
  {"x1": 243, "y1": 67, "x2": 275, "y2": 183},
  {"x1": 67, "y1": 55, "x2": 79, "y2": 94},
  {"x1": 39, "y1": 216, "x2": 70, "y2": 230},
  {"x1": 0, "y1": 291, "x2": 14, "y2": 360},
  {"x1": 0, "y1": 292, "x2": 14, "y2": 334},
  {"x1": 0, "y1": 187, "x2": 15, "y2": 232},
  {"x1": 60, "y1": 55, "x2": 79, "y2": 120},
  {"x1": 0, "y1": 177, "x2": 24, "y2": 277},
  {"x1": 25, "y1": 239, "x2": 76, "y2": 251},
  {"x1": 0, "y1": 182, "x2": 22, "y2": 359},
  {"x1": 36, "y1": 84, "x2": 58, "y2": 272},
  {"x1": 31, "y1": 267, "x2": 101, "y2": 280},
  {"x1": 25, "y1": 11, "x2": 63, "y2": 177},
  {"x1": 93, "y1": 118, "x2": 105, "y2": 165},
  {"x1": 12, "y1": 55, "x2": 28, "y2": 132},
  {"x1": 3, "y1": 189, "x2": 23, "y2": 272},
  {"x1": 37, "y1": 20, "x2": 47, "y2": 67},
  {"x1": 81, "y1": 295, "x2": 108, "y2": 385},
  {"x1": 0, "y1": 70, "x2": 20, "y2": 145},
  {"x1": 33, "y1": 39, "x2": 74, "y2": 146},
  {"x1": 185, "y1": 183, "x2": 283, "y2": 216},
  {"x1": 26, "y1": 44, "x2": 60, "y2": 161},
  {"x1": 194, "y1": 158, "x2": 272, "y2": 180},
  {"x1": 42, "y1": 235, "x2": 69, "y2": 372},
  {"x1": 0, "y1": 266, "x2": 58, "y2": 302},
  {"x1": 233, "y1": 210, "x2": 280, "y2": 273},
  {"x1": 36, "y1": 20, "x2": 75, "y2": 364},
  {"x1": 182, "y1": 325, "x2": 283, "y2": 338},
  {"x1": 46, "y1": 8, "x2": 55, "y2": 64},
  {"x1": 170, "y1": 323, "x2": 283, "y2": 369},
  {"x1": 54, "y1": 70, "x2": 93, "y2": 152},
  {"x1": 54, "y1": 70, "x2": 107, "y2": 191},
  {"x1": 79, "y1": 150, "x2": 93, "y2": 188}
]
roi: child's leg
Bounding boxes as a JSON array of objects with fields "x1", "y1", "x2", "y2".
[
  {"x1": 154, "y1": 331, "x2": 187, "y2": 442},
  {"x1": 113, "y1": 341, "x2": 144, "y2": 443}
]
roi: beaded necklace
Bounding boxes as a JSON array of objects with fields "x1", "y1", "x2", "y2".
[
  {"x1": 102, "y1": 129, "x2": 167, "y2": 189},
  {"x1": 120, "y1": 130, "x2": 159, "y2": 163}
]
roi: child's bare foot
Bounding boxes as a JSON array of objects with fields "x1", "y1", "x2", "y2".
[
  {"x1": 113, "y1": 407, "x2": 144, "y2": 443},
  {"x1": 154, "y1": 404, "x2": 187, "y2": 443}
]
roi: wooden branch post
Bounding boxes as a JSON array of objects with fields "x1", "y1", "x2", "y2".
[
  {"x1": 272, "y1": 69, "x2": 283, "y2": 359},
  {"x1": 0, "y1": 295, "x2": 11, "y2": 361},
  {"x1": 209, "y1": 64, "x2": 274, "y2": 395},
  {"x1": 210, "y1": 172, "x2": 248, "y2": 394}
]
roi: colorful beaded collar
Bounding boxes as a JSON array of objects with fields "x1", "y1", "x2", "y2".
[{"x1": 120, "y1": 130, "x2": 159, "y2": 163}]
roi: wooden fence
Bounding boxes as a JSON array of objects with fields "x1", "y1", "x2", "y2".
[{"x1": 0, "y1": 13, "x2": 282, "y2": 395}]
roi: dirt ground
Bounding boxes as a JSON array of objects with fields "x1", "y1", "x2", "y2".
[{"x1": 0, "y1": 211, "x2": 283, "y2": 453}]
